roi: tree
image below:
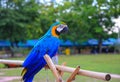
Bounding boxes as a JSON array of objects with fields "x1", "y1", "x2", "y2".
[
  {"x1": 86, "y1": 0, "x2": 120, "y2": 53},
  {"x1": 0, "y1": 0, "x2": 41, "y2": 45},
  {"x1": 0, "y1": 0, "x2": 41, "y2": 56},
  {"x1": 0, "y1": 0, "x2": 119, "y2": 55},
  {"x1": 56, "y1": 0, "x2": 120, "y2": 53}
]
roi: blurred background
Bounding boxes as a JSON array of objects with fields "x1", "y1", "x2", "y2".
[
  {"x1": 0, "y1": 0, "x2": 120, "y2": 58},
  {"x1": 0, "y1": 0, "x2": 120, "y2": 82}
]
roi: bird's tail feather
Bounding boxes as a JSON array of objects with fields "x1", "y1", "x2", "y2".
[
  {"x1": 21, "y1": 68, "x2": 34, "y2": 82},
  {"x1": 21, "y1": 57, "x2": 46, "y2": 82},
  {"x1": 21, "y1": 68, "x2": 27, "y2": 81},
  {"x1": 21, "y1": 62, "x2": 45, "y2": 82},
  {"x1": 21, "y1": 68, "x2": 27, "y2": 76}
]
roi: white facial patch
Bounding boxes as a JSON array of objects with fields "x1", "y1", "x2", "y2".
[
  {"x1": 56, "y1": 24, "x2": 68, "y2": 32},
  {"x1": 56, "y1": 27, "x2": 63, "y2": 32},
  {"x1": 56, "y1": 25, "x2": 64, "y2": 32}
]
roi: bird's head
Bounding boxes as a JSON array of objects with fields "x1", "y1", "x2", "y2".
[{"x1": 51, "y1": 22, "x2": 68, "y2": 37}]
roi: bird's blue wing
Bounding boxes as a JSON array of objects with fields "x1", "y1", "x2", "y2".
[
  {"x1": 22, "y1": 36, "x2": 60, "y2": 82},
  {"x1": 23, "y1": 45, "x2": 46, "y2": 67},
  {"x1": 22, "y1": 43, "x2": 47, "y2": 82}
]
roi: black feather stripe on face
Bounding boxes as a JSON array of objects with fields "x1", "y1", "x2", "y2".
[{"x1": 55, "y1": 29, "x2": 60, "y2": 35}]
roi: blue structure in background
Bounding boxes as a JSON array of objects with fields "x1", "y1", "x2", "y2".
[
  {"x1": 0, "y1": 40, "x2": 10, "y2": 47},
  {"x1": 114, "y1": 38, "x2": 120, "y2": 46},
  {"x1": 0, "y1": 38, "x2": 118, "y2": 47},
  {"x1": 103, "y1": 38, "x2": 117, "y2": 46},
  {"x1": 0, "y1": 38, "x2": 118, "y2": 55},
  {"x1": 82, "y1": 38, "x2": 117, "y2": 46},
  {"x1": 18, "y1": 39, "x2": 38, "y2": 47},
  {"x1": 60, "y1": 40, "x2": 74, "y2": 47},
  {"x1": 87, "y1": 39, "x2": 98, "y2": 46}
]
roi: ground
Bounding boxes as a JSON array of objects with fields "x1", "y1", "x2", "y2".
[
  {"x1": 0, "y1": 54, "x2": 120, "y2": 82},
  {"x1": 0, "y1": 68, "x2": 21, "y2": 82},
  {"x1": 0, "y1": 76, "x2": 21, "y2": 82}
]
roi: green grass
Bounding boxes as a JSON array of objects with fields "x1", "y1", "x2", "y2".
[
  {"x1": 59, "y1": 54, "x2": 120, "y2": 74},
  {"x1": 0, "y1": 54, "x2": 120, "y2": 82}
]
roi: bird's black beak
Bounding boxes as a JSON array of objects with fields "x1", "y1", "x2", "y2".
[{"x1": 61, "y1": 26, "x2": 69, "y2": 33}]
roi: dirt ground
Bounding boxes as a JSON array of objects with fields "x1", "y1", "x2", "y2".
[
  {"x1": 0, "y1": 71, "x2": 21, "y2": 82},
  {"x1": 0, "y1": 76, "x2": 21, "y2": 82}
]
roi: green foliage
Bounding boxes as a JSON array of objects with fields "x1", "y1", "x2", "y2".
[
  {"x1": 0, "y1": 0, "x2": 41, "y2": 42},
  {"x1": 0, "y1": 0, "x2": 119, "y2": 45}
]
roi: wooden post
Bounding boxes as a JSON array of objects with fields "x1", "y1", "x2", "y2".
[
  {"x1": 57, "y1": 62, "x2": 66, "y2": 77},
  {"x1": 44, "y1": 54, "x2": 62, "y2": 82},
  {"x1": 67, "y1": 66, "x2": 80, "y2": 82}
]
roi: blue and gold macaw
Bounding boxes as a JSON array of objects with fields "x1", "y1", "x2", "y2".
[{"x1": 21, "y1": 21, "x2": 68, "y2": 82}]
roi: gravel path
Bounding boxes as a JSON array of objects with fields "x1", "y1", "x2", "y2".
[
  {"x1": 0, "y1": 76, "x2": 21, "y2": 82},
  {"x1": 0, "y1": 73, "x2": 4, "y2": 75},
  {"x1": 0, "y1": 68, "x2": 22, "y2": 82}
]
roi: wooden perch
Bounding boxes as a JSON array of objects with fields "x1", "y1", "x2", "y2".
[
  {"x1": 0, "y1": 59, "x2": 111, "y2": 81},
  {"x1": 55, "y1": 65, "x2": 111, "y2": 81},
  {"x1": 44, "y1": 54, "x2": 62, "y2": 82},
  {"x1": 67, "y1": 66, "x2": 80, "y2": 82},
  {"x1": 0, "y1": 59, "x2": 23, "y2": 65}
]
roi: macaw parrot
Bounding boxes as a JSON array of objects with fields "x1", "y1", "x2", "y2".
[{"x1": 21, "y1": 21, "x2": 68, "y2": 82}]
